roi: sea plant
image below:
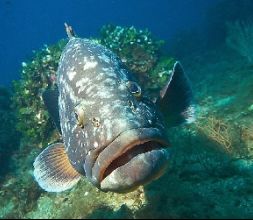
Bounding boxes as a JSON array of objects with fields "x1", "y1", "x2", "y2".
[
  {"x1": 100, "y1": 24, "x2": 164, "y2": 74},
  {"x1": 146, "y1": 56, "x2": 175, "y2": 96},
  {"x1": 226, "y1": 20, "x2": 253, "y2": 63},
  {"x1": 12, "y1": 40, "x2": 67, "y2": 146}
]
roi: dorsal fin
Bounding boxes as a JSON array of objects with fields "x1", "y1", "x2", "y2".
[
  {"x1": 64, "y1": 22, "x2": 76, "y2": 39},
  {"x1": 42, "y1": 86, "x2": 61, "y2": 133},
  {"x1": 157, "y1": 61, "x2": 194, "y2": 127},
  {"x1": 33, "y1": 142, "x2": 81, "y2": 192}
]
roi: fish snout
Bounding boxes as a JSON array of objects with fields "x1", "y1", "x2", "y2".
[{"x1": 91, "y1": 128, "x2": 170, "y2": 193}]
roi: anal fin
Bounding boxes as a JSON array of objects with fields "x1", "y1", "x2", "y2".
[{"x1": 33, "y1": 143, "x2": 81, "y2": 192}]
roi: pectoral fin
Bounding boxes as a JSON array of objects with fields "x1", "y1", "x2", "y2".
[
  {"x1": 158, "y1": 61, "x2": 195, "y2": 127},
  {"x1": 42, "y1": 86, "x2": 61, "y2": 133},
  {"x1": 33, "y1": 143, "x2": 81, "y2": 192}
]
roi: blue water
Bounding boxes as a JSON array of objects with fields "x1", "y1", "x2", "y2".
[{"x1": 0, "y1": 0, "x2": 218, "y2": 86}]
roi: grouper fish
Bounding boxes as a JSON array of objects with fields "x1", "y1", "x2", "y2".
[{"x1": 33, "y1": 23, "x2": 194, "y2": 193}]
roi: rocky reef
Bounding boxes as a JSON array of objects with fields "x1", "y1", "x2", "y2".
[{"x1": 2, "y1": 18, "x2": 253, "y2": 218}]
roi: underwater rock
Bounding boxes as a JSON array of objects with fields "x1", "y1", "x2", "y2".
[
  {"x1": 248, "y1": 104, "x2": 253, "y2": 111},
  {"x1": 25, "y1": 181, "x2": 146, "y2": 219}
]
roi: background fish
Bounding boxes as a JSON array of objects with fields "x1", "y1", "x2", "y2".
[{"x1": 33, "y1": 24, "x2": 194, "y2": 193}]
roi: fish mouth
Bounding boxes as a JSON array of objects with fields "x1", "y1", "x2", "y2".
[{"x1": 91, "y1": 127, "x2": 170, "y2": 193}]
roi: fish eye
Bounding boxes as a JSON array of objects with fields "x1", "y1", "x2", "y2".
[
  {"x1": 126, "y1": 81, "x2": 142, "y2": 98},
  {"x1": 74, "y1": 107, "x2": 86, "y2": 128}
]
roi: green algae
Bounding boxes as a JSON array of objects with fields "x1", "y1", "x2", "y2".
[
  {"x1": 100, "y1": 24, "x2": 164, "y2": 75},
  {"x1": 12, "y1": 39, "x2": 67, "y2": 147}
]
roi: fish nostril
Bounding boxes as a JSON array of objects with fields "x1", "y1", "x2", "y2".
[{"x1": 92, "y1": 117, "x2": 101, "y2": 127}]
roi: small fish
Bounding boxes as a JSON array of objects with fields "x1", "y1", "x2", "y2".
[{"x1": 33, "y1": 24, "x2": 194, "y2": 193}]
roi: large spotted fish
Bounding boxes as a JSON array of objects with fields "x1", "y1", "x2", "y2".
[{"x1": 33, "y1": 24, "x2": 194, "y2": 193}]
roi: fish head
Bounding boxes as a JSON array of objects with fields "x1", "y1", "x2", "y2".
[{"x1": 57, "y1": 38, "x2": 170, "y2": 193}]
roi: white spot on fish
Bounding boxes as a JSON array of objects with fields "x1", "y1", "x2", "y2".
[
  {"x1": 83, "y1": 61, "x2": 98, "y2": 71},
  {"x1": 114, "y1": 119, "x2": 128, "y2": 130},
  {"x1": 118, "y1": 83, "x2": 126, "y2": 91},
  {"x1": 74, "y1": 43, "x2": 81, "y2": 48},
  {"x1": 83, "y1": 57, "x2": 98, "y2": 71},
  {"x1": 98, "y1": 54, "x2": 110, "y2": 63},
  {"x1": 86, "y1": 85, "x2": 97, "y2": 94},
  {"x1": 103, "y1": 78, "x2": 116, "y2": 86},
  {"x1": 76, "y1": 78, "x2": 91, "y2": 94},
  {"x1": 96, "y1": 90, "x2": 113, "y2": 99},
  {"x1": 68, "y1": 71, "x2": 76, "y2": 81}
]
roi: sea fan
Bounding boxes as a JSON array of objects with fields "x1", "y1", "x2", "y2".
[{"x1": 226, "y1": 20, "x2": 253, "y2": 63}]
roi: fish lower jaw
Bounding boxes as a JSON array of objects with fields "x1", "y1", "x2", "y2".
[
  {"x1": 91, "y1": 127, "x2": 170, "y2": 193},
  {"x1": 100, "y1": 147, "x2": 170, "y2": 193}
]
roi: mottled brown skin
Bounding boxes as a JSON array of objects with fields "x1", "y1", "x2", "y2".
[{"x1": 57, "y1": 37, "x2": 170, "y2": 192}]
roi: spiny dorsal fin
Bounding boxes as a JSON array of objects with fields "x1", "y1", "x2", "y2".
[
  {"x1": 33, "y1": 143, "x2": 81, "y2": 192},
  {"x1": 64, "y1": 22, "x2": 76, "y2": 39},
  {"x1": 158, "y1": 61, "x2": 195, "y2": 127}
]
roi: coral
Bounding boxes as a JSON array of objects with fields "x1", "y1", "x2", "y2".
[
  {"x1": 196, "y1": 117, "x2": 232, "y2": 152},
  {"x1": 226, "y1": 20, "x2": 253, "y2": 63},
  {"x1": 100, "y1": 24, "x2": 164, "y2": 75},
  {"x1": 12, "y1": 40, "x2": 67, "y2": 146}
]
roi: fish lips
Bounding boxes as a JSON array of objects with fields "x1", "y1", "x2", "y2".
[{"x1": 91, "y1": 127, "x2": 170, "y2": 193}]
